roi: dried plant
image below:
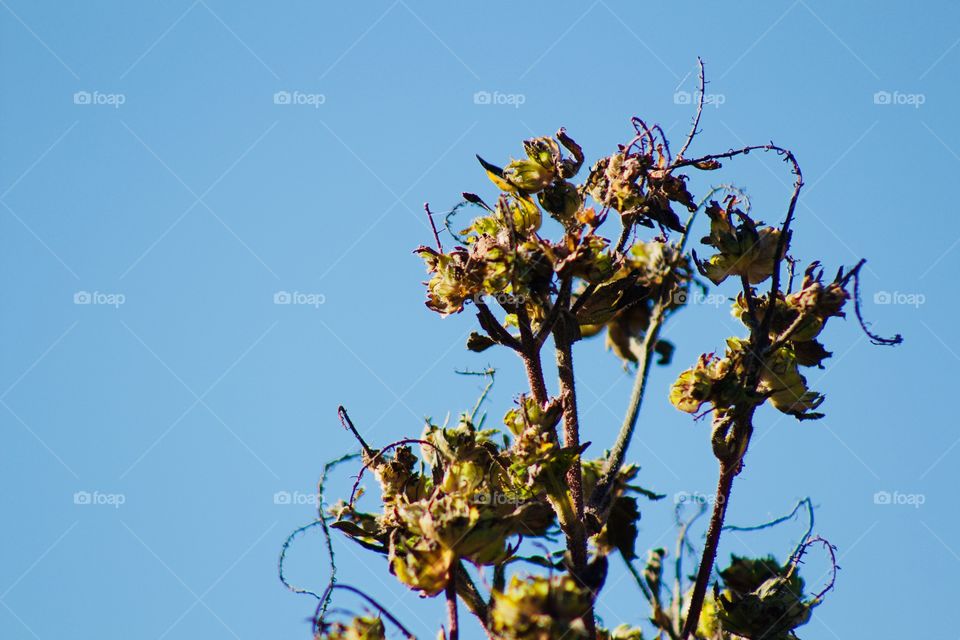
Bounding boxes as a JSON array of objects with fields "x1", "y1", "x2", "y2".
[{"x1": 282, "y1": 60, "x2": 900, "y2": 640}]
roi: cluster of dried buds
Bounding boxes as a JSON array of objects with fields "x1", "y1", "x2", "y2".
[{"x1": 330, "y1": 400, "x2": 647, "y2": 626}]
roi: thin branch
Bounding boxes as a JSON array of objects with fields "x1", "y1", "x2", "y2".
[
  {"x1": 329, "y1": 584, "x2": 417, "y2": 639},
  {"x1": 723, "y1": 496, "x2": 814, "y2": 535},
  {"x1": 765, "y1": 310, "x2": 813, "y2": 355},
  {"x1": 455, "y1": 562, "x2": 490, "y2": 629},
  {"x1": 760, "y1": 149, "x2": 803, "y2": 341},
  {"x1": 475, "y1": 299, "x2": 521, "y2": 350},
  {"x1": 675, "y1": 57, "x2": 706, "y2": 162},
  {"x1": 586, "y1": 304, "x2": 664, "y2": 529},
  {"x1": 844, "y1": 259, "x2": 904, "y2": 346},
  {"x1": 790, "y1": 535, "x2": 839, "y2": 601},
  {"x1": 624, "y1": 556, "x2": 655, "y2": 604},
  {"x1": 455, "y1": 368, "x2": 496, "y2": 422},
  {"x1": 338, "y1": 406, "x2": 374, "y2": 458},
  {"x1": 279, "y1": 520, "x2": 326, "y2": 600},
  {"x1": 315, "y1": 452, "x2": 362, "y2": 617},
  {"x1": 424, "y1": 202, "x2": 444, "y2": 253},
  {"x1": 278, "y1": 452, "x2": 360, "y2": 620}
]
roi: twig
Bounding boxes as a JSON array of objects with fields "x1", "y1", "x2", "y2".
[
  {"x1": 278, "y1": 452, "x2": 360, "y2": 622},
  {"x1": 329, "y1": 584, "x2": 417, "y2": 639},
  {"x1": 475, "y1": 299, "x2": 521, "y2": 350},
  {"x1": 790, "y1": 535, "x2": 839, "y2": 601},
  {"x1": 338, "y1": 406, "x2": 374, "y2": 458},
  {"x1": 765, "y1": 311, "x2": 812, "y2": 355},
  {"x1": 723, "y1": 496, "x2": 814, "y2": 535},
  {"x1": 624, "y1": 556, "x2": 655, "y2": 605},
  {"x1": 759, "y1": 149, "x2": 803, "y2": 342},
  {"x1": 279, "y1": 520, "x2": 326, "y2": 600},
  {"x1": 454, "y1": 562, "x2": 490, "y2": 629},
  {"x1": 586, "y1": 304, "x2": 664, "y2": 528},
  {"x1": 844, "y1": 260, "x2": 903, "y2": 346},
  {"x1": 455, "y1": 368, "x2": 496, "y2": 422},
  {"x1": 675, "y1": 57, "x2": 706, "y2": 162},
  {"x1": 424, "y1": 202, "x2": 444, "y2": 253}
]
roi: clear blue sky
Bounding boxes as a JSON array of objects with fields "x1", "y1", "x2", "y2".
[{"x1": 1, "y1": 2, "x2": 955, "y2": 638}]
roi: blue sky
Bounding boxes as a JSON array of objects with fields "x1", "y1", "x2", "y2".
[{"x1": 1, "y1": 1, "x2": 956, "y2": 638}]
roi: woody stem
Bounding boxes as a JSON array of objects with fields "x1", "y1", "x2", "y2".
[
  {"x1": 445, "y1": 573, "x2": 459, "y2": 640},
  {"x1": 680, "y1": 461, "x2": 736, "y2": 639},
  {"x1": 555, "y1": 329, "x2": 596, "y2": 638}
]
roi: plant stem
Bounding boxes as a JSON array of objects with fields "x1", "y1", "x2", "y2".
[
  {"x1": 516, "y1": 304, "x2": 549, "y2": 405},
  {"x1": 446, "y1": 573, "x2": 459, "y2": 640},
  {"x1": 454, "y1": 563, "x2": 491, "y2": 636},
  {"x1": 680, "y1": 461, "x2": 736, "y2": 639},
  {"x1": 555, "y1": 333, "x2": 586, "y2": 539},
  {"x1": 586, "y1": 305, "x2": 663, "y2": 528},
  {"x1": 554, "y1": 329, "x2": 595, "y2": 638}
]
